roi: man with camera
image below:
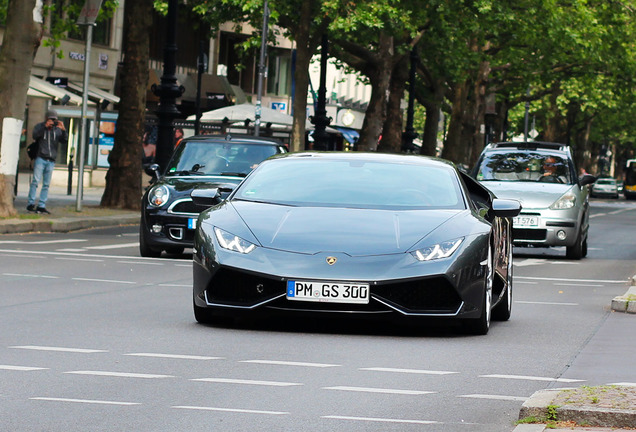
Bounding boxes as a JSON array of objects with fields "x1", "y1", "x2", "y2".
[{"x1": 27, "y1": 109, "x2": 68, "y2": 214}]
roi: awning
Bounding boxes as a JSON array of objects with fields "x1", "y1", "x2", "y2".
[
  {"x1": 333, "y1": 126, "x2": 360, "y2": 144},
  {"x1": 67, "y1": 81, "x2": 120, "y2": 104},
  {"x1": 29, "y1": 76, "x2": 84, "y2": 105}
]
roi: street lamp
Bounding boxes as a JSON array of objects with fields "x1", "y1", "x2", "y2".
[
  {"x1": 402, "y1": 48, "x2": 418, "y2": 152},
  {"x1": 310, "y1": 34, "x2": 332, "y2": 151}
]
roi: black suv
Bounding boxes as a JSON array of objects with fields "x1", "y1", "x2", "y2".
[{"x1": 140, "y1": 134, "x2": 287, "y2": 257}]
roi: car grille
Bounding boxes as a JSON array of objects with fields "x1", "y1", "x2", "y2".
[
  {"x1": 513, "y1": 228, "x2": 547, "y2": 241},
  {"x1": 373, "y1": 277, "x2": 462, "y2": 314},
  {"x1": 206, "y1": 268, "x2": 286, "y2": 306},
  {"x1": 169, "y1": 199, "x2": 202, "y2": 215}
]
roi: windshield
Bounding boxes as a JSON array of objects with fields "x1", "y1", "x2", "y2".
[
  {"x1": 233, "y1": 159, "x2": 466, "y2": 210},
  {"x1": 165, "y1": 141, "x2": 280, "y2": 176},
  {"x1": 475, "y1": 151, "x2": 574, "y2": 184}
]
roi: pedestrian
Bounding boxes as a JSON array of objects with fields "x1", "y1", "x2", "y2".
[{"x1": 27, "y1": 109, "x2": 67, "y2": 214}]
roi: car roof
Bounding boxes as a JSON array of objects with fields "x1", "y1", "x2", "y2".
[
  {"x1": 271, "y1": 151, "x2": 458, "y2": 169},
  {"x1": 481, "y1": 141, "x2": 572, "y2": 158},
  {"x1": 182, "y1": 133, "x2": 283, "y2": 146}
]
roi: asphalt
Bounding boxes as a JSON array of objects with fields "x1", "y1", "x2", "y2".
[{"x1": 2, "y1": 171, "x2": 635, "y2": 431}]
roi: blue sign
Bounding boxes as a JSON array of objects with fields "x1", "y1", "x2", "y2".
[{"x1": 271, "y1": 102, "x2": 286, "y2": 112}]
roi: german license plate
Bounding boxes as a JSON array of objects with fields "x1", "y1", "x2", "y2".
[
  {"x1": 188, "y1": 218, "x2": 197, "y2": 229},
  {"x1": 513, "y1": 216, "x2": 539, "y2": 227},
  {"x1": 286, "y1": 280, "x2": 370, "y2": 304}
]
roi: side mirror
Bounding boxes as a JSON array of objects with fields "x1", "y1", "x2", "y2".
[
  {"x1": 492, "y1": 198, "x2": 522, "y2": 218},
  {"x1": 145, "y1": 163, "x2": 161, "y2": 181},
  {"x1": 191, "y1": 188, "x2": 222, "y2": 207},
  {"x1": 579, "y1": 174, "x2": 596, "y2": 187}
]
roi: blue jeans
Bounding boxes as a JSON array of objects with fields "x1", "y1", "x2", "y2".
[{"x1": 27, "y1": 157, "x2": 56, "y2": 207}]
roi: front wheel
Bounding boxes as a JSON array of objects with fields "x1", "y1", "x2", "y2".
[
  {"x1": 139, "y1": 225, "x2": 162, "y2": 258},
  {"x1": 493, "y1": 242, "x2": 513, "y2": 321},
  {"x1": 463, "y1": 245, "x2": 493, "y2": 335},
  {"x1": 566, "y1": 230, "x2": 584, "y2": 260}
]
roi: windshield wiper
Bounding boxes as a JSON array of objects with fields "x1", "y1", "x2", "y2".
[{"x1": 219, "y1": 172, "x2": 247, "y2": 177}]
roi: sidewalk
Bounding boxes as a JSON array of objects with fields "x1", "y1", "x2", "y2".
[{"x1": 0, "y1": 171, "x2": 139, "y2": 234}]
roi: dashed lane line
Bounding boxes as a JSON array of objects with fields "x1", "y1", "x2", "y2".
[
  {"x1": 360, "y1": 367, "x2": 458, "y2": 375},
  {"x1": 71, "y1": 277, "x2": 136, "y2": 284},
  {"x1": 31, "y1": 397, "x2": 139, "y2": 406},
  {"x1": 3, "y1": 273, "x2": 59, "y2": 279},
  {"x1": 191, "y1": 378, "x2": 302, "y2": 387},
  {"x1": 515, "y1": 276, "x2": 626, "y2": 284},
  {"x1": 240, "y1": 360, "x2": 339, "y2": 368},
  {"x1": 322, "y1": 415, "x2": 439, "y2": 425},
  {"x1": 65, "y1": 370, "x2": 175, "y2": 379},
  {"x1": 10, "y1": 345, "x2": 107, "y2": 353},
  {"x1": 0, "y1": 365, "x2": 48, "y2": 371},
  {"x1": 515, "y1": 301, "x2": 579, "y2": 306},
  {"x1": 125, "y1": 353, "x2": 222, "y2": 361},
  {"x1": 480, "y1": 374, "x2": 585, "y2": 383},
  {"x1": 323, "y1": 386, "x2": 436, "y2": 395},
  {"x1": 173, "y1": 406, "x2": 289, "y2": 415},
  {"x1": 459, "y1": 394, "x2": 528, "y2": 402},
  {"x1": 0, "y1": 239, "x2": 86, "y2": 245}
]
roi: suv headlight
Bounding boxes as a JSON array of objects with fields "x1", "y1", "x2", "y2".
[
  {"x1": 214, "y1": 227, "x2": 257, "y2": 254},
  {"x1": 411, "y1": 238, "x2": 463, "y2": 261},
  {"x1": 550, "y1": 192, "x2": 576, "y2": 209},
  {"x1": 148, "y1": 185, "x2": 170, "y2": 207}
]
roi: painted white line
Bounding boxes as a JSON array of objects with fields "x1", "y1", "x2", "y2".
[
  {"x1": 515, "y1": 281, "x2": 538, "y2": 284},
  {"x1": 480, "y1": 374, "x2": 585, "y2": 383},
  {"x1": 324, "y1": 386, "x2": 436, "y2": 395},
  {"x1": 240, "y1": 360, "x2": 339, "y2": 368},
  {"x1": 0, "y1": 253, "x2": 47, "y2": 259},
  {"x1": 158, "y1": 284, "x2": 191, "y2": 287},
  {"x1": 175, "y1": 264, "x2": 191, "y2": 268},
  {"x1": 191, "y1": 378, "x2": 302, "y2": 387},
  {"x1": 10, "y1": 345, "x2": 107, "y2": 354},
  {"x1": 322, "y1": 415, "x2": 439, "y2": 425},
  {"x1": 514, "y1": 259, "x2": 547, "y2": 267},
  {"x1": 0, "y1": 249, "x2": 184, "y2": 263},
  {"x1": 125, "y1": 353, "x2": 221, "y2": 361},
  {"x1": 116, "y1": 261, "x2": 163, "y2": 266},
  {"x1": 72, "y1": 278, "x2": 136, "y2": 284},
  {"x1": 3, "y1": 273, "x2": 59, "y2": 279},
  {"x1": 516, "y1": 276, "x2": 626, "y2": 284},
  {"x1": 609, "y1": 208, "x2": 632, "y2": 215},
  {"x1": 590, "y1": 213, "x2": 607, "y2": 218},
  {"x1": 609, "y1": 382, "x2": 636, "y2": 387},
  {"x1": 515, "y1": 301, "x2": 579, "y2": 306},
  {"x1": 360, "y1": 367, "x2": 457, "y2": 375},
  {"x1": 31, "y1": 397, "x2": 139, "y2": 406},
  {"x1": 554, "y1": 283, "x2": 603, "y2": 287},
  {"x1": 0, "y1": 365, "x2": 48, "y2": 371},
  {"x1": 0, "y1": 239, "x2": 86, "y2": 245},
  {"x1": 56, "y1": 248, "x2": 88, "y2": 252},
  {"x1": 55, "y1": 257, "x2": 104, "y2": 262},
  {"x1": 459, "y1": 394, "x2": 528, "y2": 402},
  {"x1": 173, "y1": 406, "x2": 289, "y2": 415},
  {"x1": 83, "y1": 242, "x2": 140, "y2": 250},
  {"x1": 65, "y1": 371, "x2": 174, "y2": 379}
]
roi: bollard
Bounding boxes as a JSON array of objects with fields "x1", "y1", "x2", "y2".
[{"x1": 67, "y1": 154, "x2": 74, "y2": 196}]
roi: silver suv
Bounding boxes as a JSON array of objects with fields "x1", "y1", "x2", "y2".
[{"x1": 472, "y1": 142, "x2": 596, "y2": 259}]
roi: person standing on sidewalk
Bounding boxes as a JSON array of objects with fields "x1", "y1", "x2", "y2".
[{"x1": 27, "y1": 109, "x2": 67, "y2": 214}]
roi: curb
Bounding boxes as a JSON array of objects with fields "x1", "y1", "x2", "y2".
[
  {"x1": 611, "y1": 276, "x2": 636, "y2": 314},
  {"x1": 0, "y1": 214, "x2": 139, "y2": 234}
]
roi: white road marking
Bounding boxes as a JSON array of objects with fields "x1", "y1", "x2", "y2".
[
  {"x1": 324, "y1": 386, "x2": 436, "y2": 395},
  {"x1": 55, "y1": 257, "x2": 104, "y2": 262},
  {"x1": 515, "y1": 301, "x2": 579, "y2": 306},
  {"x1": 125, "y1": 353, "x2": 222, "y2": 361},
  {"x1": 609, "y1": 382, "x2": 636, "y2": 387},
  {"x1": 71, "y1": 277, "x2": 136, "y2": 284},
  {"x1": 158, "y1": 283, "x2": 191, "y2": 287},
  {"x1": 323, "y1": 415, "x2": 439, "y2": 424},
  {"x1": 0, "y1": 365, "x2": 48, "y2": 371},
  {"x1": 609, "y1": 208, "x2": 632, "y2": 214},
  {"x1": 0, "y1": 253, "x2": 47, "y2": 259},
  {"x1": 3, "y1": 273, "x2": 59, "y2": 279},
  {"x1": 175, "y1": 264, "x2": 191, "y2": 268},
  {"x1": 514, "y1": 259, "x2": 547, "y2": 267},
  {"x1": 0, "y1": 249, "x2": 184, "y2": 263},
  {"x1": 83, "y1": 242, "x2": 140, "y2": 250},
  {"x1": 480, "y1": 374, "x2": 585, "y2": 383},
  {"x1": 191, "y1": 378, "x2": 302, "y2": 387},
  {"x1": 0, "y1": 239, "x2": 86, "y2": 245},
  {"x1": 173, "y1": 406, "x2": 289, "y2": 415},
  {"x1": 459, "y1": 394, "x2": 528, "y2": 402},
  {"x1": 590, "y1": 213, "x2": 607, "y2": 218},
  {"x1": 240, "y1": 360, "x2": 339, "y2": 368},
  {"x1": 56, "y1": 248, "x2": 89, "y2": 252},
  {"x1": 554, "y1": 283, "x2": 604, "y2": 287},
  {"x1": 10, "y1": 345, "x2": 107, "y2": 353},
  {"x1": 65, "y1": 371, "x2": 174, "y2": 379},
  {"x1": 360, "y1": 367, "x2": 457, "y2": 375},
  {"x1": 116, "y1": 261, "x2": 163, "y2": 266},
  {"x1": 31, "y1": 397, "x2": 139, "y2": 406},
  {"x1": 515, "y1": 276, "x2": 626, "y2": 284},
  {"x1": 515, "y1": 281, "x2": 538, "y2": 285}
]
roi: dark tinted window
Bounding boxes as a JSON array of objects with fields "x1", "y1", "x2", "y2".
[{"x1": 475, "y1": 152, "x2": 573, "y2": 184}]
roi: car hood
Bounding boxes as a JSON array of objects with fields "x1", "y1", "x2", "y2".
[
  {"x1": 478, "y1": 181, "x2": 574, "y2": 209},
  {"x1": 161, "y1": 176, "x2": 243, "y2": 193},
  {"x1": 231, "y1": 201, "x2": 464, "y2": 255}
]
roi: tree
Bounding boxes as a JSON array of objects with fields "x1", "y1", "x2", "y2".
[
  {"x1": 100, "y1": 0, "x2": 153, "y2": 209},
  {"x1": 0, "y1": 0, "x2": 43, "y2": 218}
]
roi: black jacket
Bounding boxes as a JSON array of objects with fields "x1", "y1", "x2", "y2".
[{"x1": 32, "y1": 122, "x2": 68, "y2": 162}]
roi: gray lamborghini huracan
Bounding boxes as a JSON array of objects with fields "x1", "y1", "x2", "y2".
[{"x1": 192, "y1": 152, "x2": 521, "y2": 335}]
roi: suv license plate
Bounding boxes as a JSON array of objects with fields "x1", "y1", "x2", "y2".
[
  {"x1": 513, "y1": 216, "x2": 539, "y2": 227},
  {"x1": 188, "y1": 218, "x2": 197, "y2": 229},
  {"x1": 286, "y1": 280, "x2": 370, "y2": 304}
]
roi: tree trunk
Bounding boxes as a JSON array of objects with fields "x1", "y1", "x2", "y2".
[
  {"x1": 468, "y1": 59, "x2": 490, "y2": 167},
  {"x1": 0, "y1": 0, "x2": 42, "y2": 218},
  {"x1": 356, "y1": 32, "x2": 395, "y2": 152},
  {"x1": 100, "y1": 0, "x2": 153, "y2": 210},
  {"x1": 377, "y1": 55, "x2": 408, "y2": 153},
  {"x1": 416, "y1": 79, "x2": 445, "y2": 157},
  {"x1": 442, "y1": 80, "x2": 469, "y2": 164}
]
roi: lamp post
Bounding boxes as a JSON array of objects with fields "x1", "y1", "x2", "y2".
[
  {"x1": 254, "y1": 0, "x2": 269, "y2": 137},
  {"x1": 152, "y1": 0, "x2": 184, "y2": 173},
  {"x1": 310, "y1": 34, "x2": 331, "y2": 150},
  {"x1": 402, "y1": 48, "x2": 418, "y2": 152}
]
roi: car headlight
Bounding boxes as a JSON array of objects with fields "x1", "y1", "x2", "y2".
[
  {"x1": 411, "y1": 238, "x2": 463, "y2": 261},
  {"x1": 214, "y1": 227, "x2": 257, "y2": 254},
  {"x1": 550, "y1": 192, "x2": 576, "y2": 209},
  {"x1": 148, "y1": 185, "x2": 170, "y2": 207}
]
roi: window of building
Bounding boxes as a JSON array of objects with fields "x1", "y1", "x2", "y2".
[{"x1": 267, "y1": 48, "x2": 292, "y2": 97}]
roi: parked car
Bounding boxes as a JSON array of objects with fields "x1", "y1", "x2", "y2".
[
  {"x1": 140, "y1": 134, "x2": 287, "y2": 257},
  {"x1": 590, "y1": 177, "x2": 619, "y2": 199},
  {"x1": 191, "y1": 152, "x2": 521, "y2": 335},
  {"x1": 472, "y1": 142, "x2": 596, "y2": 259}
]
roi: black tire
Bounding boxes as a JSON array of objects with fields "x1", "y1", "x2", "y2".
[
  {"x1": 566, "y1": 230, "x2": 584, "y2": 260},
  {"x1": 139, "y1": 225, "x2": 162, "y2": 258},
  {"x1": 493, "y1": 242, "x2": 513, "y2": 321},
  {"x1": 193, "y1": 301, "x2": 214, "y2": 324},
  {"x1": 463, "y1": 245, "x2": 493, "y2": 335}
]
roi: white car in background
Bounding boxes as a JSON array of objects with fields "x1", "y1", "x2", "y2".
[{"x1": 591, "y1": 177, "x2": 619, "y2": 199}]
